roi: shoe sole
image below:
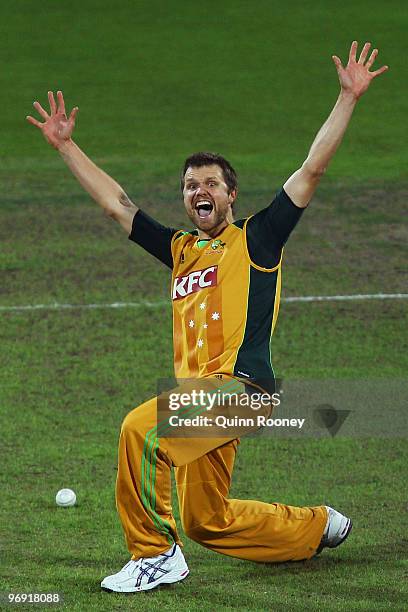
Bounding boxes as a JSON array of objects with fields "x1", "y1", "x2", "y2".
[
  {"x1": 101, "y1": 568, "x2": 189, "y2": 593},
  {"x1": 315, "y1": 517, "x2": 352, "y2": 555},
  {"x1": 330, "y1": 518, "x2": 353, "y2": 549}
]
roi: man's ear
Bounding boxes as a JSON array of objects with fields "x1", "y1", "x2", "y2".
[{"x1": 229, "y1": 189, "x2": 237, "y2": 204}]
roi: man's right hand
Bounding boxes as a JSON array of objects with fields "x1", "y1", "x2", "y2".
[
  {"x1": 26, "y1": 90, "x2": 138, "y2": 233},
  {"x1": 27, "y1": 91, "x2": 78, "y2": 150}
]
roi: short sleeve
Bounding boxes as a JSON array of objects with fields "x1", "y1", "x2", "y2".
[
  {"x1": 245, "y1": 188, "x2": 304, "y2": 269},
  {"x1": 128, "y1": 209, "x2": 179, "y2": 269}
]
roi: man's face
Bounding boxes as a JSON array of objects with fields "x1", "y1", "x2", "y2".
[{"x1": 183, "y1": 165, "x2": 237, "y2": 236}]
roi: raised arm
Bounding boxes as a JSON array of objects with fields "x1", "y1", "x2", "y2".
[
  {"x1": 27, "y1": 91, "x2": 138, "y2": 233},
  {"x1": 284, "y1": 41, "x2": 388, "y2": 208}
]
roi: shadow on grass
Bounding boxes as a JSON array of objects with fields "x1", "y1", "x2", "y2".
[
  {"x1": 36, "y1": 536, "x2": 407, "y2": 572},
  {"x1": 237, "y1": 542, "x2": 406, "y2": 577}
]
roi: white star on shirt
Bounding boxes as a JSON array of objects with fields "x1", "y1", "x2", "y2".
[
  {"x1": 199, "y1": 302, "x2": 206, "y2": 310},
  {"x1": 203, "y1": 323, "x2": 208, "y2": 329},
  {"x1": 211, "y1": 312, "x2": 220, "y2": 320},
  {"x1": 197, "y1": 339, "x2": 204, "y2": 348},
  {"x1": 189, "y1": 320, "x2": 195, "y2": 328}
]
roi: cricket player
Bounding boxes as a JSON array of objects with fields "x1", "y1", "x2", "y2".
[{"x1": 28, "y1": 42, "x2": 387, "y2": 592}]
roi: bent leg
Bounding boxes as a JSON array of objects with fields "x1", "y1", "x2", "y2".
[
  {"x1": 175, "y1": 441, "x2": 327, "y2": 562},
  {"x1": 116, "y1": 397, "x2": 181, "y2": 559},
  {"x1": 116, "y1": 377, "x2": 240, "y2": 560}
]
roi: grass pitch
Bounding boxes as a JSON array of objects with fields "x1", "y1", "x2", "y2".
[
  {"x1": 1, "y1": 182, "x2": 407, "y2": 611},
  {"x1": 1, "y1": 1, "x2": 408, "y2": 610}
]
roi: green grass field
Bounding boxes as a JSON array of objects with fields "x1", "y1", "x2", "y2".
[{"x1": 1, "y1": 1, "x2": 407, "y2": 610}]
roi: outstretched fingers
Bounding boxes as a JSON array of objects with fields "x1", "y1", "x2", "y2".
[
  {"x1": 69, "y1": 106, "x2": 79, "y2": 123},
  {"x1": 57, "y1": 90, "x2": 66, "y2": 115},
  {"x1": 365, "y1": 48, "x2": 378, "y2": 70},
  {"x1": 365, "y1": 48, "x2": 388, "y2": 78},
  {"x1": 48, "y1": 91, "x2": 57, "y2": 115},
  {"x1": 349, "y1": 40, "x2": 358, "y2": 63},
  {"x1": 371, "y1": 65, "x2": 389, "y2": 78},
  {"x1": 358, "y1": 42, "x2": 371, "y2": 64},
  {"x1": 332, "y1": 55, "x2": 343, "y2": 71},
  {"x1": 26, "y1": 115, "x2": 43, "y2": 128},
  {"x1": 33, "y1": 100, "x2": 49, "y2": 120}
]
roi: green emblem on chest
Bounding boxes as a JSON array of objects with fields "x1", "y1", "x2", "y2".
[{"x1": 211, "y1": 239, "x2": 226, "y2": 251}]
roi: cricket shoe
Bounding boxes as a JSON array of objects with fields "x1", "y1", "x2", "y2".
[
  {"x1": 316, "y1": 506, "x2": 352, "y2": 554},
  {"x1": 101, "y1": 543, "x2": 189, "y2": 593}
]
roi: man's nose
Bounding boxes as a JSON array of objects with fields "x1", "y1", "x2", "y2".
[{"x1": 195, "y1": 185, "x2": 208, "y2": 196}]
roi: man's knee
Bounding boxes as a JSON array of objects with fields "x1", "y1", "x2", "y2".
[
  {"x1": 183, "y1": 520, "x2": 217, "y2": 545},
  {"x1": 181, "y1": 509, "x2": 225, "y2": 544},
  {"x1": 121, "y1": 406, "x2": 148, "y2": 438},
  {"x1": 183, "y1": 522, "x2": 205, "y2": 543}
]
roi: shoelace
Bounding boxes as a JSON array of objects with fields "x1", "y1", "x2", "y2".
[{"x1": 123, "y1": 544, "x2": 176, "y2": 577}]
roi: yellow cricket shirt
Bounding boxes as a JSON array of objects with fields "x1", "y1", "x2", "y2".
[{"x1": 129, "y1": 188, "x2": 303, "y2": 393}]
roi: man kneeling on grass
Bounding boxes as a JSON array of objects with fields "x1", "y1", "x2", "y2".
[{"x1": 28, "y1": 41, "x2": 387, "y2": 592}]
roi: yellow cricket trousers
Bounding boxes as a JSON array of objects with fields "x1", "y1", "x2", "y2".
[{"x1": 115, "y1": 377, "x2": 327, "y2": 563}]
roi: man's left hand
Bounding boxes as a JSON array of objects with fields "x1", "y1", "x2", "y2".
[{"x1": 332, "y1": 41, "x2": 388, "y2": 100}]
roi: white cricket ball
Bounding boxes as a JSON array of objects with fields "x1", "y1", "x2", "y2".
[{"x1": 55, "y1": 488, "x2": 77, "y2": 507}]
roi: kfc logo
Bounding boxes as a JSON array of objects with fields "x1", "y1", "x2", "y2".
[{"x1": 172, "y1": 266, "x2": 218, "y2": 300}]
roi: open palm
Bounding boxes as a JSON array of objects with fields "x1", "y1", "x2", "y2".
[
  {"x1": 333, "y1": 41, "x2": 388, "y2": 99},
  {"x1": 27, "y1": 91, "x2": 78, "y2": 149}
]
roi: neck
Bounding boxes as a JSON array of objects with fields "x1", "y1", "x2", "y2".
[{"x1": 198, "y1": 218, "x2": 231, "y2": 240}]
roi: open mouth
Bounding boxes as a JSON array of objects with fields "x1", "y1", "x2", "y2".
[{"x1": 195, "y1": 200, "x2": 214, "y2": 219}]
